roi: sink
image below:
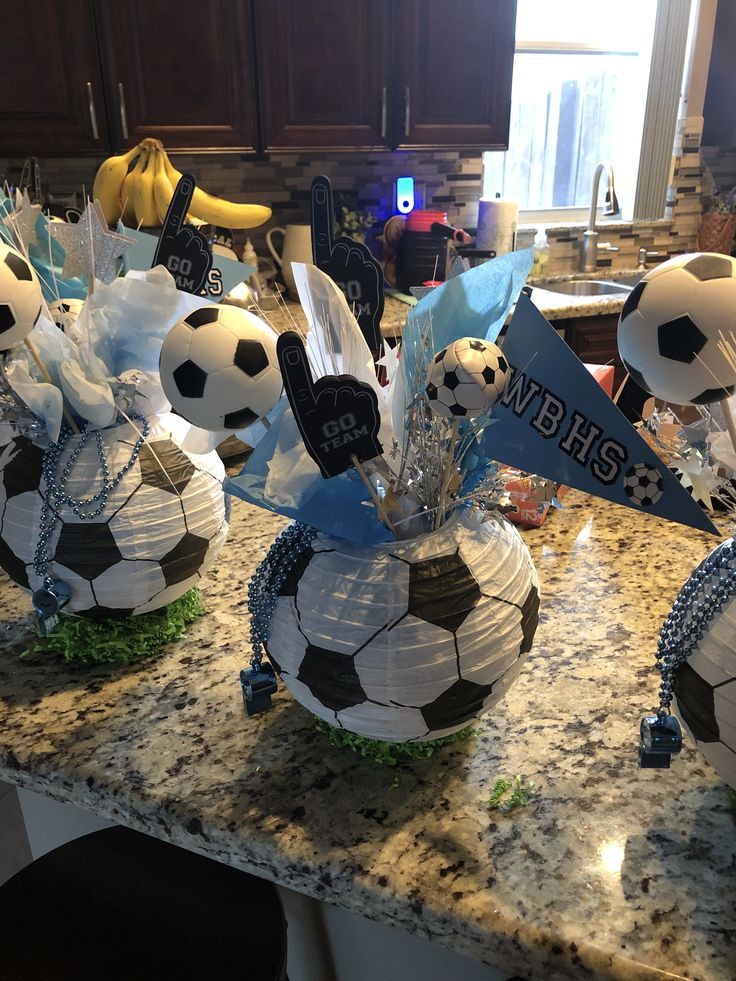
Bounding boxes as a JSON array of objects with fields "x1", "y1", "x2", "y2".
[{"x1": 535, "y1": 279, "x2": 633, "y2": 296}]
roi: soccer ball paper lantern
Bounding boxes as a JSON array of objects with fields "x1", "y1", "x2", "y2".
[
  {"x1": 618, "y1": 253, "x2": 736, "y2": 405},
  {"x1": 266, "y1": 509, "x2": 539, "y2": 742},
  {"x1": 0, "y1": 243, "x2": 43, "y2": 350},
  {"x1": 159, "y1": 305, "x2": 283, "y2": 431},
  {"x1": 670, "y1": 538, "x2": 736, "y2": 789},
  {"x1": 426, "y1": 337, "x2": 510, "y2": 418},
  {"x1": 0, "y1": 421, "x2": 229, "y2": 619}
]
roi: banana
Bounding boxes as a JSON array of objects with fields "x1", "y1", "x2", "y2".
[
  {"x1": 132, "y1": 147, "x2": 159, "y2": 227},
  {"x1": 152, "y1": 147, "x2": 175, "y2": 224},
  {"x1": 92, "y1": 145, "x2": 141, "y2": 224},
  {"x1": 119, "y1": 148, "x2": 144, "y2": 226},
  {"x1": 160, "y1": 148, "x2": 271, "y2": 229}
]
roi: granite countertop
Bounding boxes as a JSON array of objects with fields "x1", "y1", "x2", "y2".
[
  {"x1": 257, "y1": 271, "x2": 637, "y2": 340},
  {"x1": 1, "y1": 493, "x2": 734, "y2": 981}
]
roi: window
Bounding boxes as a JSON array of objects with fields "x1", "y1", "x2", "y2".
[{"x1": 483, "y1": 0, "x2": 680, "y2": 222}]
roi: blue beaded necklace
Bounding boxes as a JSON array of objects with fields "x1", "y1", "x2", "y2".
[{"x1": 31, "y1": 414, "x2": 150, "y2": 634}]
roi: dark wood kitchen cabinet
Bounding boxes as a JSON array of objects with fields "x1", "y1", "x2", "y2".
[
  {"x1": 564, "y1": 314, "x2": 627, "y2": 393},
  {"x1": 395, "y1": 0, "x2": 516, "y2": 149},
  {"x1": 0, "y1": 0, "x2": 108, "y2": 155},
  {"x1": 95, "y1": 0, "x2": 257, "y2": 150},
  {"x1": 254, "y1": 0, "x2": 516, "y2": 151},
  {"x1": 254, "y1": 0, "x2": 392, "y2": 150}
]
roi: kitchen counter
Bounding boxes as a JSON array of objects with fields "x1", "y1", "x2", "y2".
[
  {"x1": 259, "y1": 272, "x2": 634, "y2": 340},
  {"x1": 1, "y1": 493, "x2": 734, "y2": 981}
]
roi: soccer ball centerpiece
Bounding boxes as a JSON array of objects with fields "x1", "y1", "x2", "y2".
[
  {"x1": 0, "y1": 421, "x2": 229, "y2": 620},
  {"x1": 618, "y1": 252, "x2": 736, "y2": 405},
  {"x1": 426, "y1": 337, "x2": 510, "y2": 418},
  {"x1": 267, "y1": 508, "x2": 539, "y2": 741}
]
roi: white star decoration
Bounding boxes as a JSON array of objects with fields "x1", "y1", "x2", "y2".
[
  {"x1": 3, "y1": 188, "x2": 42, "y2": 248},
  {"x1": 48, "y1": 200, "x2": 135, "y2": 284}
]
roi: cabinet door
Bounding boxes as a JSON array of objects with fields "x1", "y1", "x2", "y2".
[
  {"x1": 97, "y1": 0, "x2": 257, "y2": 151},
  {"x1": 0, "y1": 0, "x2": 107, "y2": 155},
  {"x1": 565, "y1": 315, "x2": 627, "y2": 393},
  {"x1": 255, "y1": 0, "x2": 392, "y2": 150},
  {"x1": 394, "y1": 0, "x2": 516, "y2": 149}
]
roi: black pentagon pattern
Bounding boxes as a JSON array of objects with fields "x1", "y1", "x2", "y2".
[
  {"x1": 406, "y1": 552, "x2": 481, "y2": 633},
  {"x1": 657, "y1": 316, "x2": 706, "y2": 364},
  {"x1": 185, "y1": 308, "x2": 219, "y2": 329},
  {"x1": 2, "y1": 437, "x2": 44, "y2": 497},
  {"x1": 0, "y1": 304, "x2": 15, "y2": 334},
  {"x1": 4, "y1": 251, "x2": 33, "y2": 282},
  {"x1": 497, "y1": 355, "x2": 508, "y2": 374},
  {"x1": 443, "y1": 369, "x2": 459, "y2": 391},
  {"x1": 434, "y1": 351, "x2": 445, "y2": 364},
  {"x1": 620, "y1": 280, "x2": 646, "y2": 320},
  {"x1": 278, "y1": 546, "x2": 315, "y2": 597},
  {"x1": 421, "y1": 678, "x2": 494, "y2": 731},
  {"x1": 449, "y1": 403, "x2": 467, "y2": 417},
  {"x1": 297, "y1": 643, "x2": 366, "y2": 712},
  {"x1": 0, "y1": 537, "x2": 29, "y2": 588},
  {"x1": 55, "y1": 523, "x2": 122, "y2": 580},
  {"x1": 160, "y1": 532, "x2": 210, "y2": 587},
  {"x1": 621, "y1": 357, "x2": 650, "y2": 394},
  {"x1": 520, "y1": 584, "x2": 540, "y2": 654},
  {"x1": 83, "y1": 605, "x2": 135, "y2": 622},
  {"x1": 223, "y1": 407, "x2": 258, "y2": 429},
  {"x1": 234, "y1": 339, "x2": 268, "y2": 377},
  {"x1": 684, "y1": 254, "x2": 733, "y2": 281},
  {"x1": 468, "y1": 339, "x2": 485, "y2": 352},
  {"x1": 426, "y1": 382, "x2": 438, "y2": 400},
  {"x1": 674, "y1": 661, "x2": 720, "y2": 742},
  {"x1": 139, "y1": 441, "x2": 194, "y2": 495},
  {"x1": 481, "y1": 365, "x2": 496, "y2": 385},
  {"x1": 173, "y1": 360, "x2": 207, "y2": 398},
  {"x1": 691, "y1": 384, "x2": 736, "y2": 405}
]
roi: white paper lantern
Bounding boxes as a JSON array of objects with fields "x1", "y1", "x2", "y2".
[
  {"x1": 266, "y1": 509, "x2": 539, "y2": 742},
  {"x1": 670, "y1": 538, "x2": 736, "y2": 789},
  {"x1": 0, "y1": 419, "x2": 229, "y2": 618},
  {"x1": 618, "y1": 252, "x2": 736, "y2": 405}
]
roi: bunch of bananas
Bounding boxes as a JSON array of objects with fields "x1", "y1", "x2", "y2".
[{"x1": 92, "y1": 138, "x2": 272, "y2": 230}]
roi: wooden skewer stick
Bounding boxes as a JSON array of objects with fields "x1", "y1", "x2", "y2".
[
  {"x1": 350, "y1": 454, "x2": 397, "y2": 536},
  {"x1": 23, "y1": 338, "x2": 80, "y2": 434},
  {"x1": 721, "y1": 396, "x2": 736, "y2": 458},
  {"x1": 435, "y1": 416, "x2": 461, "y2": 530}
]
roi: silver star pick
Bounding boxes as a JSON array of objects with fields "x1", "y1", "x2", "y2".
[
  {"x1": 49, "y1": 200, "x2": 135, "y2": 284},
  {"x1": 3, "y1": 188, "x2": 42, "y2": 248}
]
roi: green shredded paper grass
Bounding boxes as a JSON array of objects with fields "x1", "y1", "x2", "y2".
[
  {"x1": 315, "y1": 718, "x2": 476, "y2": 770},
  {"x1": 488, "y1": 774, "x2": 535, "y2": 813},
  {"x1": 22, "y1": 588, "x2": 206, "y2": 665}
]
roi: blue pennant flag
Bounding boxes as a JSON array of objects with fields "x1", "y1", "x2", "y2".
[
  {"x1": 480, "y1": 290, "x2": 718, "y2": 536},
  {"x1": 120, "y1": 225, "x2": 254, "y2": 300}
]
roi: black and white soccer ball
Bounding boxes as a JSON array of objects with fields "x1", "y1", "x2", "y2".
[
  {"x1": 618, "y1": 252, "x2": 736, "y2": 405},
  {"x1": 426, "y1": 337, "x2": 510, "y2": 418},
  {"x1": 0, "y1": 421, "x2": 229, "y2": 619},
  {"x1": 159, "y1": 305, "x2": 283, "y2": 431},
  {"x1": 0, "y1": 243, "x2": 43, "y2": 351},
  {"x1": 623, "y1": 462, "x2": 664, "y2": 507},
  {"x1": 266, "y1": 509, "x2": 539, "y2": 742},
  {"x1": 669, "y1": 538, "x2": 736, "y2": 790},
  {"x1": 49, "y1": 297, "x2": 84, "y2": 336}
]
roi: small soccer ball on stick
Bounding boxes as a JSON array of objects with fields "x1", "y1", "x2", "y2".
[
  {"x1": 425, "y1": 337, "x2": 510, "y2": 419},
  {"x1": 159, "y1": 304, "x2": 283, "y2": 431},
  {"x1": 0, "y1": 243, "x2": 43, "y2": 351},
  {"x1": 617, "y1": 252, "x2": 736, "y2": 406}
]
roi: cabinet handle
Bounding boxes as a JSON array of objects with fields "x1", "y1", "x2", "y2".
[
  {"x1": 404, "y1": 86, "x2": 411, "y2": 138},
  {"x1": 380, "y1": 86, "x2": 387, "y2": 139},
  {"x1": 118, "y1": 82, "x2": 129, "y2": 140},
  {"x1": 86, "y1": 82, "x2": 99, "y2": 141}
]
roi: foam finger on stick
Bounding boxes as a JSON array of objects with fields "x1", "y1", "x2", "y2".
[
  {"x1": 426, "y1": 337, "x2": 510, "y2": 418},
  {"x1": 159, "y1": 304, "x2": 283, "y2": 431},
  {"x1": 0, "y1": 243, "x2": 43, "y2": 351},
  {"x1": 617, "y1": 252, "x2": 736, "y2": 405}
]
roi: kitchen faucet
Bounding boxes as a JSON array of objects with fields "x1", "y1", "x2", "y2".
[{"x1": 580, "y1": 162, "x2": 621, "y2": 272}]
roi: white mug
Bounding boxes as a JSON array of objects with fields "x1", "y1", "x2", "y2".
[{"x1": 266, "y1": 224, "x2": 313, "y2": 297}]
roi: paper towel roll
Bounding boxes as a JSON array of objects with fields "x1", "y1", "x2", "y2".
[{"x1": 477, "y1": 197, "x2": 518, "y2": 255}]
